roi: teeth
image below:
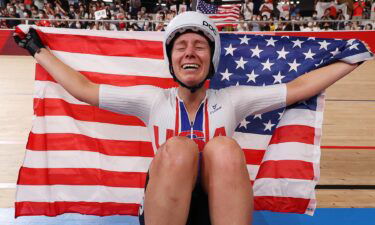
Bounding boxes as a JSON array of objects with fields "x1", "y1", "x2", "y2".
[{"x1": 182, "y1": 64, "x2": 199, "y2": 69}]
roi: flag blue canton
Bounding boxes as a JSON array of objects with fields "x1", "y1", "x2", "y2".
[
  {"x1": 197, "y1": 0, "x2": 218, "y2": 14},
  {"x1": 210, "y1": 33, "x2": 372, "y2": 135}
]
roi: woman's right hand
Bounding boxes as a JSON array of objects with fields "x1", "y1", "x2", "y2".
[{"x1": 13, "y1": 27, "x2": 46, "y2": 57}]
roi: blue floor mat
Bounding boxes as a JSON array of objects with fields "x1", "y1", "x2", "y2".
[{"x1": 1, "y1": 208, "x2": 375, "y2": 225}]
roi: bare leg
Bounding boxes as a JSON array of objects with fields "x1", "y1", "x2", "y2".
[
  {"x1": 144, "y1": 136, "x2": 199, "y2": 225},
  {"x1": 201, "y1": 136, "x2": 253, "y2": 225}
]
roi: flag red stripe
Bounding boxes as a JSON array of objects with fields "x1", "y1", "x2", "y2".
[
  {"x1": 27, "y1": 132, "x2": 154, "y2": 157},
  {"x1": 269, "y1": 125, "x2": 315, "y2": 145},
  {"x1": 35, "y1": 64, "x2": 177, "y2": 88},
  {"x1": 254, "y1": 196, "x2": 310, "y2": 213},
  {"x1": 15, "y1": 201, "x2": 140, "y2": 217},
  {"x1": 256, "y1": 160, "x2": 314, "y2": 180},
  {"x1": 34, "y1": 98, "x2": 145, "y2": 126},
  {"x1": 38, "y1": 32, "x2": 164, "y2": 59},
  {"x1": 17, "y1": 167, "x2": 146, "y2": 187},
  {"x1": 244, "y1": 149, "x2": 265, "y2": 165}
]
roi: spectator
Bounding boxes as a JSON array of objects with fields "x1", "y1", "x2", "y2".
[
  {"x1": 154, "y1": 0, "x2": 168, "y2": 13},
  {"x1": 241, "y1": 0, "x2": 254, "y2": 21},
  {"x1": 0, "y1": 0, "x2": 6, "y2": 9},
  {"x1": 371, "y1": 1, "x2": 375, "y2": 20},
  {"x1": 237, "y1": 15, "x2": 249, "y2": 31},
  {"x1": 364, "y1": 22, "x2": 373, "y2": 30},
  {"x1": 259, "y1": 0, "x2": 273, "y2": 19},
  {"x1": 320, "y1": 7, "x2": 334, "y2": 29},
  {"x1": 34, "y1": 0, "x2": 44, "y2": 10},
  {"x1": 336, "y1": 8, "x2": 346, "y2": 30},
  {"x1": 6, "y1": 5, "x2": 21, "y2": 28},
  {"x1": 129, "y1": 0, "x2": 141, "y2": 17},
  {"x1": 328, "y1": 0, "x2": 338, "y2": 19},
  {"x1": 277, "y1": 0, "x2": 290, "y2": 20},
  {"x1": 352, "y1": 0, "x2": 365, "y2": 20},
  {"x1": 155, "y1": 10, "x2": 166, "y2": 31},
  {"x1": 36, "y1": 9, "x2": 51, "y2": 27},
  {"x1": 249, "y1": 14, "x2": 261, "y2": 31},
  {"x1": 54, "y1": 13, "x2": 68, "y2": 28}
]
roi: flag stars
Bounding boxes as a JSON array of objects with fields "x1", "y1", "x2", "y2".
[
  {"x1": 263, "y1": 120, "x2": 275, "y2": 131},
  {"x1": 239, "y1": 35, "x2": 251, "y2": 45},
  {"x1": 273, "y1": 71, "x2": 285, "y2": 84},
  {"x1": 250, "y1": 45, "x2": 263, "y2": 58},
  {"x1": 239, "y1": 119, "x2": 250, "y2": 129},
  {"x1": 261, "y1": 58, "x2": 274, "y2": 71},
  {"x1": 254, "y1": 113, "x2": 262, "y2": 119},
  {"x1": 224, "y1": 44, "x2": 236, "y2": 56},
  {"x1": 246, "y1": 70, "x2": 259, "y2": 83},
  {"x1": 318, "y1": 40, "x2": 331, "y2": 50},
  {"x1": 330, "y1": 48, "x2": 340, "y2": 56},
  {"x1": 315, "y1": 59, "x2": 324, "y2": 67},
  {"x1": 220, "y1": 69, "x2": 233, "y2": 81},
  {"x1": 288, "y1": 59, "x2": 301, "y2": 72},
  {"x1": 266, "y1": 37, "x2": 277, "y2": 47},
  {"x1": 292, "y1": 39, "x2": 304, "y2": 48},
  {"x1": 347, "y1": 39, "x2": 356, "y2": 45},
  {"x1": 349, "y1": 43, "x2": 359, "y2": 50},
  {"x1": 303, "y1": 49, "x2": 315, "y2": 60},
  {"x1": 235, "y1": 57, "x2": 248, "y2": 69},
  {"x1": 278, "y1": 112, "x2": 284, "y2": 120},
  {"x1": 277, "y1": 47, "x2": 289, "y2": 59}
]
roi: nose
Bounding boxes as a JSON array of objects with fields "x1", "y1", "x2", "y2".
[{"x1": 184, "y1": 44, "x2": 196, "y2": 59}]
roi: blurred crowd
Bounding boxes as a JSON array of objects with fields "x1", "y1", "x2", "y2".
[{"x1": 0, "y1": 0, "x2": 374, "y2": 31}]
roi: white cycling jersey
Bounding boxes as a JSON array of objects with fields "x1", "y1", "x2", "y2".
[{"x1": 99, "y1": 84, "x2": 286, "y2": 152}]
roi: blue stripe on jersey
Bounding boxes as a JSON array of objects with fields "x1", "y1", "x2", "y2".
[{"x1": 179, "y1": 101, "x2": 204, "y2": 138}]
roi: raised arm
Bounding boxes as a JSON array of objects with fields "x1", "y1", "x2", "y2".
[
  {"x1": 14, "y1": 28, "x2": 99, "y2": 106},
  {"x1": 286, "y1": 61, "x2": 358, "y2": 106}
]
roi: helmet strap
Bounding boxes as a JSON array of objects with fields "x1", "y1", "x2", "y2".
[{"x1": 169, "y1": 64, "x2": 215, "y2": 93}]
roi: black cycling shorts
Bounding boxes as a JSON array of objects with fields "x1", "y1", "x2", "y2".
[{"x1": 139, "y1": 154, "x2": 211, "y2": 225}]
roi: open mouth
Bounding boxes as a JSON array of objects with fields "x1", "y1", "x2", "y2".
[{"x1": 182, "y1": 63, "x2": 200, "y2": 71}]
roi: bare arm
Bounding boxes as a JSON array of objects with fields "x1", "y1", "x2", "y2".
[
  {"x1": 35, "y1": 48, "x2": 100, "y2": 106},
  {"x1": 286, "y1": 61, "x2": 358, "y2": 106},
  {"x1": 14, "y1": 28, "x2": 99, "y2": 106}
]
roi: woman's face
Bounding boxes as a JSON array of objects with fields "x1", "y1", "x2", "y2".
[{"x1": 171, "y1": 32, "x2": 211, "y2": 87}]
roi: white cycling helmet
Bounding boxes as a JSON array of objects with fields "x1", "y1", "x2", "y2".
[{"x1": 163, "y1": 11, "x2": 221, "y2": 92}]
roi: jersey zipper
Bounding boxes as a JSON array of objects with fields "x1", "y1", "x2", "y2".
[{"x1": 181, "y1": 102, "x2": 203, "y2": 139}]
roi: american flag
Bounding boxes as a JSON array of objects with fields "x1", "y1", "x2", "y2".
[
  {"x1": 15, "y1": 26, "x2": 372, "y2": 218},
  {"x1": 196, "y1": 0, "x2": 241, "y2": 30}
]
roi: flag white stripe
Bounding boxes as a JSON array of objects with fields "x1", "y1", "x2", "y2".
[
  {"x1": 253, "y1": 178, "x2": 315, "y2": 199},
  {"x1": 247, "y1": 164, "x2": 260, "y2": 181},
  {"x1": 277, "y1": 108, "x2": 323, "y2": 128},
  {"x1": 264, "y1": 142, "x2": 319, "y2": 163},
  {"x1": 19, "y1": 25, "x2": 164, "y2": 41},
  {"x1": 23, "y1": 150, "x2": 151, "y2": 172},
  {"x1": 16, "y1": 185, "x2": 144, "y2": 203},
  {"x1": 35, "y1": 81, "x2": 88, "y2": 105},
  {"x1": 233, "y1": 132, "x2": 271, "y2": 150},
  {"x1": 31, "y1": 114, "x2": 272, "y2": 150},
  {"x1": 51, "y1": 50, "x2": 169, "y2": 77},
  {"x1": 31, "y1": 116, "x2": 150, "y2": 141}
]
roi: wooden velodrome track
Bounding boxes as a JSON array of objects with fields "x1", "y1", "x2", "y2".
[{"x1": 0, "y1": 56, "x2": 374, "y2": 209}]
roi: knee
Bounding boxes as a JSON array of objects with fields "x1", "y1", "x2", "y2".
[
  {"x1": 203, "y1": 136, "x2": 246, "y2": 172},
  {"x1": 151, "y1": 136, "x2": 199, "y2": 173}
]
